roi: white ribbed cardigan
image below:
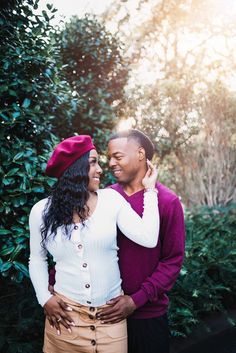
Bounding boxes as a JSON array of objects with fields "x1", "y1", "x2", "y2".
[{"x1": 29, "y1": 189, "x2": 159, "y2": 307}]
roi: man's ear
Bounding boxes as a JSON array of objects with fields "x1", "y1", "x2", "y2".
[{"x1": 138, "y1": 147, "x2": 146, "y2": 161}]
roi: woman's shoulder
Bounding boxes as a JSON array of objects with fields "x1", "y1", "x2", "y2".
[
  {"x1": 30, "y1": 198, "x2": 49, "y2": 216},
  {"x1": 98, "y1": 188, "x2": 125, "y2": 203}
]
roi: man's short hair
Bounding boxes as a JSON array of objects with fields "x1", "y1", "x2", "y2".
[{"x1": 109, "y1": 129, "x2": 154, "y2": 160}]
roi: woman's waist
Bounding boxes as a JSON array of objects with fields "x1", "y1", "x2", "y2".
[{"x1": 54, "y1": 283, "x2": 122, "y2": 307}]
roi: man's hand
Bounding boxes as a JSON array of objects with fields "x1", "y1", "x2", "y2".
[
  {"x1": 43, "y1": 296, "x2": 75, "y2": 335},
  {"x1": 97, "y1": 295, "x2": 137, "y2": 324},
  {"x1": 48, "y1": 284, "x2": 55, "y2": 294}
]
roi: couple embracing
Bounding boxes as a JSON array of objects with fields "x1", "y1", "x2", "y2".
[{"x1": 29, "y1": 129, "x2": 185, "y2": 353}]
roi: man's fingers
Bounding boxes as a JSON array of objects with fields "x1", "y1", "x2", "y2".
[
  {"x1": 98, "y1": 307, "x2": 117, "y2": 317},
  {"x1": 106, "y1": 295, "x2": 122, "y2": 304},
  {"x1": 98, "y1": 307, "x2": 122, "y2": 321},
  {"x1": 99, "y1": 311, "x2": 120, "y2": 320},
  {"x1": 98, "y1": 304, "x2": 120, "y2": 318},
  {"x1": 101, "y1": 315, "x2": 123, "y2": 324}
]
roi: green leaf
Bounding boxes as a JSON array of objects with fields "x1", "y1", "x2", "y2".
[
  {"x1": 0, "y1": 229, "x2": 12, "y2": 235},
  {"x1": 9, "y1": 245, "x2": 24, "y2": 260},
  {"x1": 13, "y1": 152, "x2": 24, "y2": 161},
  {"x1": 0, "y1": 113, "x2": 9, "y2": 121},
  {"x1": 11, "y1": 226, "x2": 24, "y2": 234},
  {"x1": 22, "y1": 98, "x2": 31, "y2": 108},
  {"x1": 46, "y1": 178, "x2": 56, "y2": 187},
  {"x1": 0, "y1": 246, "x2": 15, "y2": 256},
  {"x1": 9, "y1": 90, "x2": 17, "y2": 97},
  {"x1": 12, "y1": 111, "x2": 21, "y2": 119},
  {"x1": 1, "y1": 262, "x2": 12, "y2": 273},
  {"x1": 13, "y1": 261, "x2": 29, "y2": 277},
  {"x1": 42, "y1": 10, "x2": 50, "y2": 21},
  {"x1": 6, "y1": 168, "x2": 20, "y2": 177},
  {"x1": 2, "y1": 178, "x2": 14, "y2": 186},
  {"x1": 32, "y1": 186, "x2": 45, "y2": 193}
]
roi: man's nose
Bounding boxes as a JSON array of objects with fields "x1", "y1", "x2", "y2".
[{"x1": 108, "y1": 158, "x2": 116, "y2": 168}]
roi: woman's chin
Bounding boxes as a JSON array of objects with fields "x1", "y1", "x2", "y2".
[{"x1": 88, "y1": 183, "x2": 100, "y2": 192}]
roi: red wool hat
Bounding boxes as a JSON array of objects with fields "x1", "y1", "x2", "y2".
[{"x1": 45, "y1": 135, "x2": 96, "y2": 178}]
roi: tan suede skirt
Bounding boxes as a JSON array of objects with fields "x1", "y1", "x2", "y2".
[{"x1": 43, "y1": 292, "x2": 127, "y2": 353}]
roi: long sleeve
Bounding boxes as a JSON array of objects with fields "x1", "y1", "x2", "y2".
[
  {"x1": 116, "y1": 190, "x2": 159, "y2": 248},
  {"x1": 130, "y1": 197, "x2": 185, "y2": 308},
  {"x1": 28, "y1": 199, "x2": 53, "y2": 307}
]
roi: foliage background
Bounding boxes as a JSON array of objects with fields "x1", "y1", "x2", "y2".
[{"x1": 1, "y1": 0, "x2": 236, "y2": 352}]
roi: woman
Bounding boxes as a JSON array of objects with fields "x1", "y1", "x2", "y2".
[{"x1": 29, "y1": 135, "x2": 159, "y2": 353}]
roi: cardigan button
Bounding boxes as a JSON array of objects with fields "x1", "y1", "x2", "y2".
[
  {"x1": 91, "y1": 340, "x2": 96, "y2": 346},
  {"x1": 85, "y1": 284, "x2": 90, "y2": 288},
  {"x1": 74, "y1": 225, "x2": 79, "y2": 230}
]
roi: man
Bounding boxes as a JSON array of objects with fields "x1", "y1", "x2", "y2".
[{"x1": 97, "y1": 129, "x2": 185, "y2": 353}]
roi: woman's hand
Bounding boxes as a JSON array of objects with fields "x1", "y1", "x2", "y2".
[
  {"x1": 43, "y1": 295, "x2": 75, "y2": 335},
  {"x1": 142, "y1": 160, "x2": 158, "y2": 190}
]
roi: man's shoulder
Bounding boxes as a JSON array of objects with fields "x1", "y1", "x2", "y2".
[
  {"x1": 157, "y1": 182, "x2": 179, "y2": 201},
  {"x1": 157, "y1": 182, "x2": 183, "y2": 215}
]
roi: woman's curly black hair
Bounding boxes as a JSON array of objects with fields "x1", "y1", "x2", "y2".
[{"x1": 41, "y1": 152, "x2": 90, "y2": 244}]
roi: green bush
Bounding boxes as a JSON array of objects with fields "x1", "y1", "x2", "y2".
[
  {"x1": 0, "y1": 0, "x2": 74, "y2": 283},
  {"x1": 0, "y1": 277, "x2": 44, "y2": 353},
  {"x1": 169, "y1": 204, "x2": 236, "y2": 337}
]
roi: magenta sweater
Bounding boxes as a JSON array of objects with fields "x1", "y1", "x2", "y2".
[{"x1": 110, "y1": 182, "x2": 185, "y2": 319}]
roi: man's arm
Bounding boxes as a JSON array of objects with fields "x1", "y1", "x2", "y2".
[{"x1": 98, "y1": 197, "x2": 185, "y2": 323}]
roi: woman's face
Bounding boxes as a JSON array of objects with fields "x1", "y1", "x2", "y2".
[{"x1": 87, "y1": 149, "x2": 102, "y2": 192}]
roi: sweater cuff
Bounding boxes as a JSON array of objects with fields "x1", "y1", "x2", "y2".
[
  {"x1": 131, "y1": 289, "x2": 149, "y2": 309},
  {"x1": 38, "y1": 292, "x2": 53, "y2": 308}
]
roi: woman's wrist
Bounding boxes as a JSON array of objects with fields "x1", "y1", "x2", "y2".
[{"x1": 144, "y1": 187, "x2": 158, "y2": 194}]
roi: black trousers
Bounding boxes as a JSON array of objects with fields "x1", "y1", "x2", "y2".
[{"x1": 127, "y1": 314, "x2": 170, "y2": 353}]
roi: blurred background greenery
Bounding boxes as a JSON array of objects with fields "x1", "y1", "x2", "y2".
[{"x1": 0, "y1": 0, "x2": 235, "y2": 352}]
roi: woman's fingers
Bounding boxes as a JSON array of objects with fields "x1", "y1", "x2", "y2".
[{"x1": 44, "y1": 296, "x2": 75, "y2": 334}]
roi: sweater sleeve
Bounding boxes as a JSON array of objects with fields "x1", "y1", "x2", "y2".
[
  {"x1": 28, "y1": 200, "x2": 53, "y2": 307},
  {"x1": 116, "y1": 190, "x2": 160, "y2": 248},
  {"x1": 130, "y1": 197, "x2": 185, "y2": 308}
]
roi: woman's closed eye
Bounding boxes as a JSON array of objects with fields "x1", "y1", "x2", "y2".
[{"x1": 89, "y1": 158, "x2": 97, "y2": 165}]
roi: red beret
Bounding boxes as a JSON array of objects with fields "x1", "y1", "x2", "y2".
[{"x1": 45, "y1": 135, "x2": 96, "y2": 178}]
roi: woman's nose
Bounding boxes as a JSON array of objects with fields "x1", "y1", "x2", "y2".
[{"x1": 97, "y1": 164, "x2": 103, "y2": 174}]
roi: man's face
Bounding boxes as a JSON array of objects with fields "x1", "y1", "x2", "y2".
[{"x1": 107, "y1": 137, "x2": 143, "y2": 184}]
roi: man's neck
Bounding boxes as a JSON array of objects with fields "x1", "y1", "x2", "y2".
[{"x1": 122, "y1": 177, "x2": 145, "y2": 196}]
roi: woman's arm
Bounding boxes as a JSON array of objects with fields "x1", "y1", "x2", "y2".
[
  {"x1": 28, "y1": 200, "x2": 53, "y2": 306},
  {"x1": 116, "y1": 190, "x2": 159, "y2": 247},
  {"x1": 116, "y1": 161, "x2": 159, "y2": 247},
  {"x1": 29, "y1": 200, "x2": 74, "y2": 333}
]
